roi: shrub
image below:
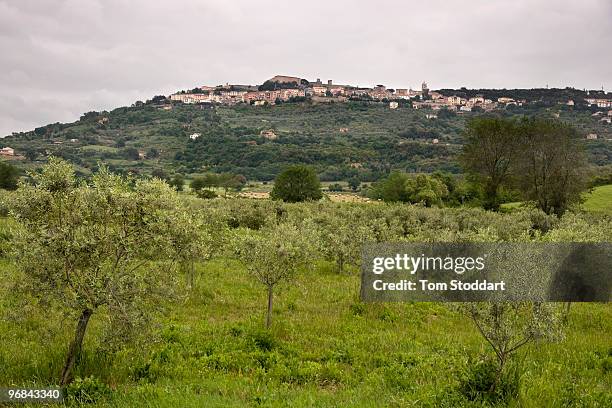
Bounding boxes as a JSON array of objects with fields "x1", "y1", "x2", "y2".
[
  {"x1": 196, "y1": 189, "x2": 217, "y2": 199},
  {"x1": 459, "y1": 359, "x2": 520, "y2": 403},
  {"x1": 65, "y1": 376, "x2": 112, "y2": 404}
]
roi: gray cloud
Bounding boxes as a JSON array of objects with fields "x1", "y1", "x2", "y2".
[{"x1": 1, "y1": 0, "x2": 611, "y2": 136}]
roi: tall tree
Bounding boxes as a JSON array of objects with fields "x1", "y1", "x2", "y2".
[
  {"x1": 270, "y1": 165, "x2": 322, "y2": 202},
  {"x1": 515, "y1": 118, "x2": 587, "y2": 216},
  {"x1": 0, "y1": 162, "x2": 19, "y2": 190},
  {"x1": 8, "y1": 158, "x2": 184, "y2": 385},
  {"x1": 460, "y1": 117, "x2": 519, "y2": 211}
]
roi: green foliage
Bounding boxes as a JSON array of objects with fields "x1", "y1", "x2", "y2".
[
  {"x1": 270, "y1": 165, "x2": 322, "y2": 202},
  {"x1": 169, "y1": 174, "x2": 185, "y2": 191},
  {"x1": 461, "y1": 117, "x2": 589, "y2": 215},
  {"x1": 516, "y1": 118, "x2": 588, "y2": 216},
  {"x1": 459, "y1": 358, "x2": 521, "y2": 403},
  {"x1": 195, "y1": 189, "x2": 218, "y2": 199},
  {"x1": 368, "y1": 172, "x2": 449, "y2": 206},
  {"x1": 234, "y1": 222, "x2": 315, "y2": 327},
  {"x1": 460, "y1": 117, "x2": 519, "y2": 210},
  {"x1": 65, "y1": 376, "x2": 112, "y2": 403},
  {"x1": 0, "y1": 161, "x2": 19, "y2": 190},
  {"x1": 7, "y1": 158, "x2": 186, "y2": 384},
  {"x1": 0, "y1": 177, "x2": 610, "y2": 404}
]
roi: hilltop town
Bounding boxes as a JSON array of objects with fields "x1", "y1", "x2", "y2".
[
  {"x1": 1, "y1": 75, "x2": 610, "y2": 181},
  {"x1": 170, "y1": 74, "x2": 612, "y2": 114}
]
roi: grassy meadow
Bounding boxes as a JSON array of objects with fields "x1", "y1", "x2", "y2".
[
  {"x1": 583, "y1": 185, "x2": 612, "y2": 213},
  {"x1": 0, "y1": 255, "x2": 610, "y2": 407}
]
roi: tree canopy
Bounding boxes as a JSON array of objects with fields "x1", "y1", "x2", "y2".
[{"x1": 270, "y1": 165, "x2": 322, "y2": 202}]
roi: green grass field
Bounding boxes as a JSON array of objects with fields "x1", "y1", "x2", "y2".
[
  {"x1": 0, "y1": 254, "x2": 610, "y2": 407},
  {"x1": 583, "y1": 185, "x2": 612, "y2": 213},
  {"x1": 499, "y1": 184, "x2": 612, "y2": 215}
]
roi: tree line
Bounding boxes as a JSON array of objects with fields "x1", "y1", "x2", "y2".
[{"x1": 367, "y1": 117, "x2": 590, "y2": 216}]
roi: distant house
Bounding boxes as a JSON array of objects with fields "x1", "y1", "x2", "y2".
[
  {"x1": 389, "y1": 101, "x2": 399, "y2": 109},
  {"x1": 586, "y1": 133, "x2": 598, "y2": 140},
  {"x1": 253, "y1": 100, "x2": 266, "y2": 106},
  {"x1": 566, "y1": 100, "x2": 575, "y2": 106},
  {"x1": 426, "y1": 114, "x2": 437, "y2": 119},
  {"x1": 600, "y1": 117, "x2": 612, "y2": 124},
  {"x1": 70, "y1": 138, "x2": 79, "y2": 143},
  {"x1": 585, "y1": 98, "x2": 612, "y2": 108},
  {"x1": 429, "y1": 91, "x2": 443, "y2": 100},
  {"x1": 0, "y1": 147, "x2": 15, "y2": 156},
  {"x1": 339, "y1": 127, "x2": 349, "y2": 133},
  {"x1": 312, "y1": 86, "x2": 327, "y2": 96},
  {"x1": 469, "y1": 96, "x2": 485, "y2": 104},
  {"x1": 260, "y1": 130, "x2": 278, "y2": 140},
  {"x1": 432, "y1": 138, "x2": 439, "y2": 144},
  {"x1": 190, "y1": 133, "x2": 201, "y2": 140},
  {"x1": 447, "y1": 95, "x2": 466, "y2": 106}
]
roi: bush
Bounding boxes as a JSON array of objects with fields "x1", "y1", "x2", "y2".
[
  {"x1": 64, "y1": 376, "x2": 111, "y2": 404},
  {"x1": 196, "y1": 189, "x2": 217, "y2": 199},
  {"x1": 459, "y1": 359, "x2": 520, "y2": 403}
]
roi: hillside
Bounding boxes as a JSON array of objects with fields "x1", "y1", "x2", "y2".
[{"x1": 2, "y1": 98, "x2": 611, "y2": 181}]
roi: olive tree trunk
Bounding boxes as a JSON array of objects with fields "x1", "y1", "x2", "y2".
[
  {"x1": 60, "y1": 308, "x2": 93, "y2": 386},
  {"x1": 266, "y1": 285, "x2": 273, "y2": 329}
]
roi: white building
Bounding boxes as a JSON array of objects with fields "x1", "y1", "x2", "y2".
[{"x1": 0, "y1": 147, "x2": 15, "y2": 156}]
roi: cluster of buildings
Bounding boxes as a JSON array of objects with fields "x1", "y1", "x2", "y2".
[
  {"x1": 170, "y1": 75, "x2": 612, "y2": 114},
  {"x1": 412, "y1": 93, "x2": 512, "y2": 112},
  {"x1": 169, "y1": 75, "x2": 443, "y2": 106},
  {"x1": 168, "y1": 76, "x2": 612, "y2": 116}
]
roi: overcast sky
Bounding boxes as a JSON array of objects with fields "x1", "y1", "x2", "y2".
[{"x1": 1, "y1": 0, "x2": 611, "y2": 136}]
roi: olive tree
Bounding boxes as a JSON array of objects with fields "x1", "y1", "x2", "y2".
[
  {"x1": 316, "y1": 208, "x2": 375, "y2": 273},
  {"x1": 171, "y1": 208, "x2": 228, "y2": 289},
  {"x1": 235, "y1": 222, "x2": 313, "y2": 328},
  {"x1": 8, "y1": 158, "x2": 184, "y2": 385},
  {"x1": 463, "y1": 302, "x2": 564, "y2": 392}
]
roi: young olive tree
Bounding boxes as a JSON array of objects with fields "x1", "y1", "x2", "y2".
[
  {"x1": 464, "y1": 302, "x2": 564, "y2": 391},
  {"x1": 316, "y1": 208, "x2": 375, "y2": 273},
  {"x1": 171, "y1": 208, "x2": 227, "y2": 289},
  {"x1": 8, "y1": 158, "x2": 184, "y2": 385},
  {"x1": 235, "y1": 222, "x2": 313, "y2": 328}
]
